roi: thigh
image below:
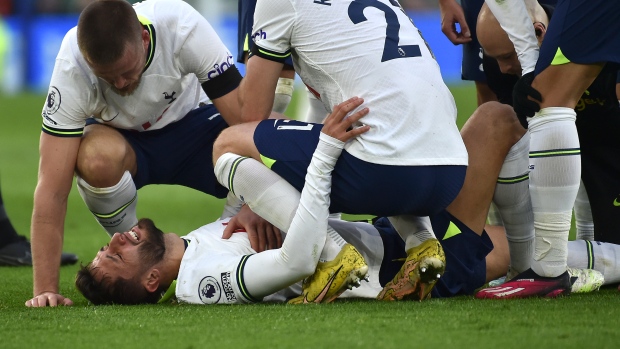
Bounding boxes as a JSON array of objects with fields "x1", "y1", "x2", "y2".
[
  {"x1": 535, "y1": 0, "x2": 620, "y2": 75},
  {"x1": 118, "y1": 105, "x2": 229, "y2": 198},
  {"x1": 78, "y1": 123, "x2": 137, "y2": 186}
]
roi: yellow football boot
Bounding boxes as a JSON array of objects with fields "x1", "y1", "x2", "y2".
[
  {"x1": 288, "y1": 244, "x2": 369, "y2": 304},
  {"x1": 377, "y1": 238, "x2": 445, "y2": 301}
]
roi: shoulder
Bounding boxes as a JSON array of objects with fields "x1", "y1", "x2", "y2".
[{"x1": 134, "y1": 0, "x2": 202, "y2": 27}]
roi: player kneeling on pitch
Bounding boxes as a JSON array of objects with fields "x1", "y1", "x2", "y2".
[{"x1": 75, "y1": 99, "x2": 372, "y2": 305}]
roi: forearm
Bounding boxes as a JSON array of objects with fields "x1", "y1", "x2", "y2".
[
  {"x1": 484, "y1": 0, "x2": 539, "y2": 75},
  {"x1": 239, "y1": 56, "x2": 282, "y2": 122},
  {"x1": 31, "y1": 190, "x2": 67, "y2": 295},
  {"x1": 243, "y1": 133, "x2": 344, "y2": 297}
]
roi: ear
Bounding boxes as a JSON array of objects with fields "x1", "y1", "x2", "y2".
[
  {"x1": 533, "y1": 22, "x2": 547, "y2": 45},
  {"x1": 142, "y1": 28, "x2": 150, "y2": 50},
  {"x1": 143, "y1": 268, "x2": 161, "y2": 293}
]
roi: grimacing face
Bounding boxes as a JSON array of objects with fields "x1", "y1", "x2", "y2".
[{"x1": 90, "y1": 218, "x2": 166, "y2": 284}]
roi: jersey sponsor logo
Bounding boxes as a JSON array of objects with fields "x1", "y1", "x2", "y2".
[
  {"x1": 43, "y1": 86, "x2": 61, "y2": 124},
  {"x1": 251, "y1": 29, "x2": 267, "y2": 43},
  {"x1": 163, "y1": 91, "x2": 176, "y2": 104},
  {"x1": 198, "y1": 276, "x2": 222, "y2": 304},
  {"x1": 576, "y1": 97, "x2": 607, "y2": 112},
  {"x1": 221, "y1": 272, "x2": 237, "y2": 302},
  {"x1": 207, "y1": 54, "x2": 235, "y2": 80}
]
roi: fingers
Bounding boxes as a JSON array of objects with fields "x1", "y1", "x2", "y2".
[
  {"x1": 264, "y1": 223, "x2": 275, "y2": 250},
  {"x1": 256, "y1": 226, "x2": 266, "y2": 253},
  {"x1": 222, "y1": 221, "x2": 235, "y2": 240},
  {"x1": 330, "y1": 97, "x2": 364, "y2": 122},
  {"x1": 265, "y1": 225, "x2": 282, "y2": 250},
  {"x1": 274, "y1": 227, "x2": 283, "y2": 248},
  {"x1": 25, "y1": 294, "x2": 73, "y2": 307},
  {"x1": 247, "y1": 230, "x2": 261, "y2": 252}
]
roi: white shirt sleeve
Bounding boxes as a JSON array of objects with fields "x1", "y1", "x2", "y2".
[
  {"x1": 171, "y1": 0, "x2": 235, "y2": 83},
  {"x1": 484, "y1": 0, "x2": 539, "y2": 75},
  {"x1": 41, "y1": 31, "x2": 97, "y2": 134},
  {"x1": 251, "y1": 0, "x2": 296, "y2": 55}
]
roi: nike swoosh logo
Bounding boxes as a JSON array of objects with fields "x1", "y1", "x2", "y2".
[
  {"x1": 614, "y1": 198, "x2": 620, "y2": 207},
  {"x1": 304, "y1": 265, "x2": 343, "y2": 304}
]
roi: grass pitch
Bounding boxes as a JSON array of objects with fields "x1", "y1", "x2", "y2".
[{"x1": 1, "y1": 88, "x2": 618, "y2": 349}]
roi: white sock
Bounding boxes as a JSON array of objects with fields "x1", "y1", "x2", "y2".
[
  {"x1": 303, "y1": 89, "x2": 329, "y2": 123},
  {"x1": 319, "y1": 226, "x2": 348, "y2": 262},
  {"x1": 76, "y1": 171, "x2": 138, "y2": 237},
  {"x1": 574, "y1": 179, "x2": 594, "y2": 240},
  {"x1": 493, "y1": 131, "x2": 533, "y2": 274},
  {"x1": 528, "y1": 107, "x2": 580, "y2": 277},
  {"x1": 214, "y1": 153, "x2": 299, "y2": 232},
  {"x1": 273, "y1": 78, "x2": 294, "y2": 114},
  {"x1": 567, "y1": 240, "x2": 620, "y2": 284},
  {"x1": 387, "y1": 215, "x2": 436, "y2": 250}
]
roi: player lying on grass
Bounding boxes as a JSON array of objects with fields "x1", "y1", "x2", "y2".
[
  {"x1": 74, "y1": 98, "x2": 371, "y2": 305},
  {"x1": 71, "y1": 100, "x2": 616, "y2": 306}
]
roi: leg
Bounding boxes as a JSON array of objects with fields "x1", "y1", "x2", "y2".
[
  {"x1": 574, "y1": 180, "x2": 594, "y2": 240},
  {"x1": 526, "y1": 63, "x2": 602, "y2": 278},
  {"x1": 475, "y1": 81, "x2": 498, "y2": 106},
  {"x1": 446, "y1": 101, "x2": 524, "y2": 234},
  {"x1": 0, "y1": 178, "x2": 78, "y2": 266},
  {"x1": 76, "y1": 124, "x2": 139, "y2": 236}
]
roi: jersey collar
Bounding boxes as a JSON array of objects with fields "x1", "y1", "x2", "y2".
[{"x1": 137, "y1": 15, "x2": 156, "y2": 72}]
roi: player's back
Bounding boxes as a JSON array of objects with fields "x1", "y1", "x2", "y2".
[{"x1": 253, "y1": 0, "x2": 467, "y2": 166}]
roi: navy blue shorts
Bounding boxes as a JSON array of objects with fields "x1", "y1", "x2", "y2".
[
  {"x1": 111, "y1": 105, "x2": 229, "y2": 198},
  {"x1": 253, "y1": 119, "x2": 466, "y2": 217},
  {"x1": 374, "y1": 212, "x2": 493, "y2": 298},
  {"x1": 535, "y1": 0, "x2": 620, "y2": 74},
  {"x1": 461, "y1": 0, "x2": 486, "y2": 82},
  {"x1": 237, "y1": 0, "x2": 294, "y2": 66}
]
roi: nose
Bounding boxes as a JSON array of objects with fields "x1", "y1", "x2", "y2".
[
  {"x1": 498, "y1": 62, "x2": 513, "y2": 75},
  {"x1": 110, "y1": 232, "x2": 127, "y2": 248}
]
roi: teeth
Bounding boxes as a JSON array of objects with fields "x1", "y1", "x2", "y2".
[
  {"x1": 129, "y1": 231, "x2": 139, "y2": 240},
  {"x1": 421, "y1": 267, "x2": 427, "y2": 273}
]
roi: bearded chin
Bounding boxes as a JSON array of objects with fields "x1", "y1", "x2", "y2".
[
  {"x1": 112, "y1": 78, "x2": 141, "y2": 96},
  {"x1": 137, "y1": 218, "x2": 166, "y2": 266}
]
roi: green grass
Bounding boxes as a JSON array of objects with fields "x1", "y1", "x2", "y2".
[{"x1": 0, "y1": 88, "x2": 615, "y2": 349}]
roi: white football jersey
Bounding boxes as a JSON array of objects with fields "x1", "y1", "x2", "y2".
[
  {"x1": 251, "y1": 0, "x2": 468, "y2": 166},
  {"x1": 41, "y1": 0, "x2": 236, "y2": 135},
  {"x1": 174, "y1": 217, "x2": 384, "y2": 304}
]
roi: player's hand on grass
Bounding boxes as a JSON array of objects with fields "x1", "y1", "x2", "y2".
[
  {"x1": 439, "y1": 0, "x2": 472, "y2": 45},
  {"x1": 222, "y1": 204, "x2": 282, "y2": 252},
  {"x1": 322, "y1": 97, "x2": 370, "y2": 142},
  {"x1": 25, "y1": 292, "x2": 73, "y2": 307}
]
